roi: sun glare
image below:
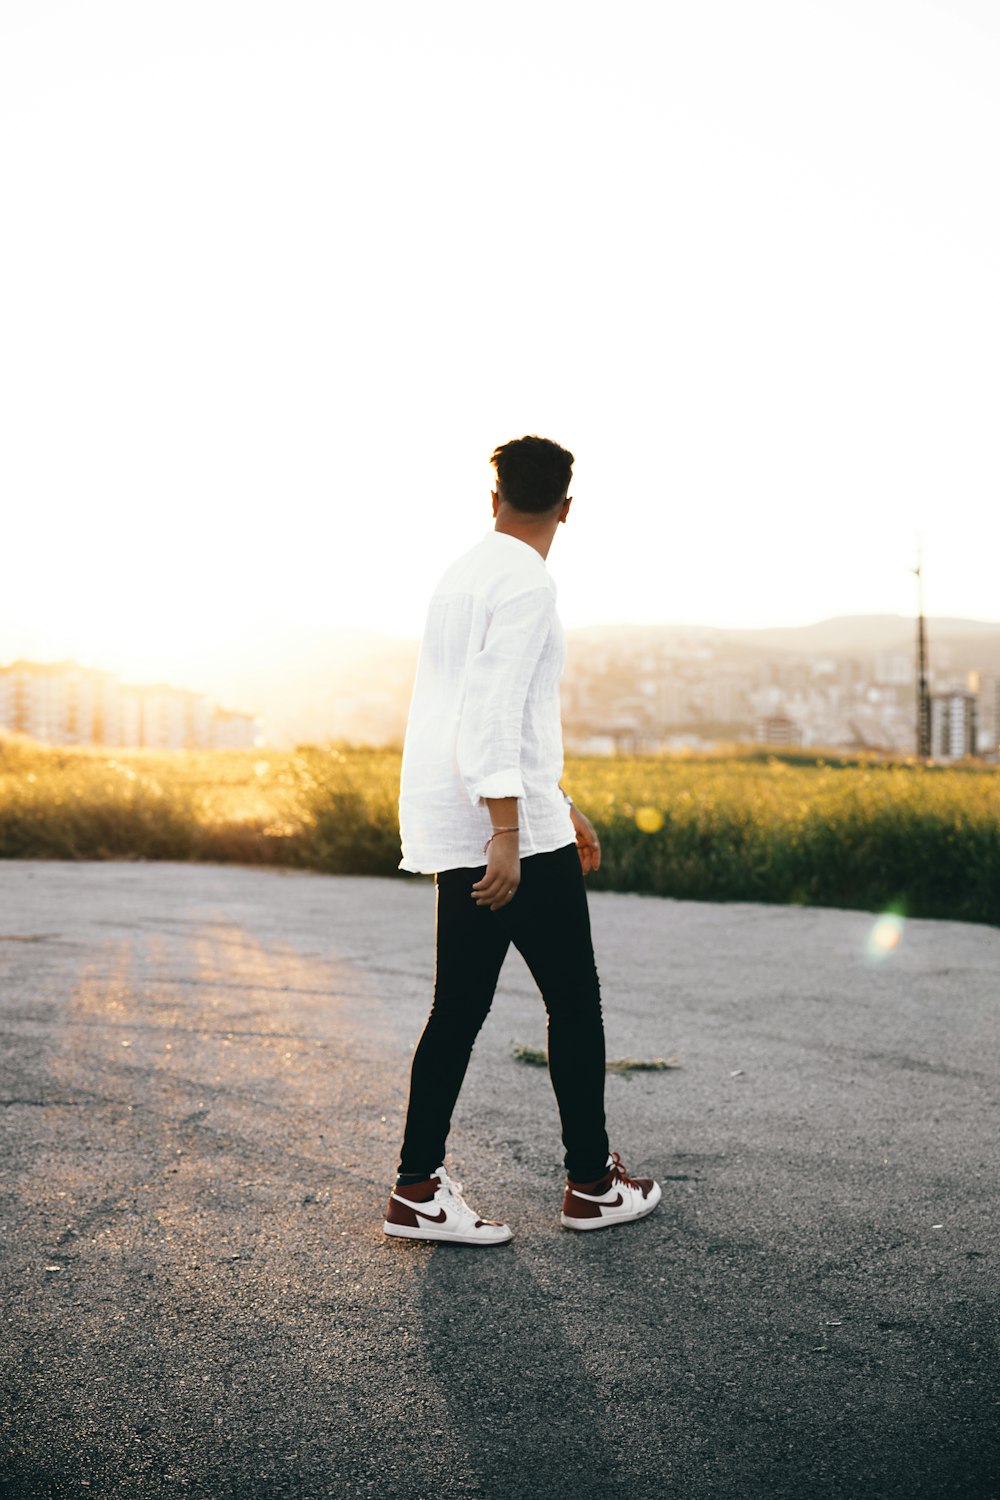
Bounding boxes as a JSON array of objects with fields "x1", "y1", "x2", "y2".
[
  {"x1": 2, "y1": 1, "x2": 999, "y2": 671},
  {"x1": 866, "y1": 912, "x2": 905, "y2": 961},
  {"x1": 24, "y1": 594, "x2": 250, "y2": 686}
]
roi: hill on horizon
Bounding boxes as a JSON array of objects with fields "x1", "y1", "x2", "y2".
[
  {"x1": 5, "y1": 612, "x2": 1000, "y2": 684},
  {"x1": 565, "y1": 613, "x2": 1000, "y2": 657}
]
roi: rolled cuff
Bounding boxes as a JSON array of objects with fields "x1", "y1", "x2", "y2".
[{"x1": 467, "y1": 768, "x2": 525, "y2": 807}]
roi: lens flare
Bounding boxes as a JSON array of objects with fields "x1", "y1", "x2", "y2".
[
  {"x1": 635, "y1": 805, "x2": 664, "y2": 834},
  {"x1": 866, "y1": 911, "x2": 904, "y2": 960}
]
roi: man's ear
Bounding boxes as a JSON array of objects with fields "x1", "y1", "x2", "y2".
[
  {"x1": 491, "y1": 489, "x2": 499, "y2": 518},
  {"x1": 560, "y1": 495, "x2": 573, "y2": 523}
]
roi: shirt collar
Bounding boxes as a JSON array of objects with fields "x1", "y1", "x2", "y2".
[{"x1": 486, "y1": 530, "x2": 548, "y2": 568}]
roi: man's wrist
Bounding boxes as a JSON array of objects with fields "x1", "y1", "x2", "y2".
[{"x1": 483, "y1": 825, "x2": 519, "y2": 855}]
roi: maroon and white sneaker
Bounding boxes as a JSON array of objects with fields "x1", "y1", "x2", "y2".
[
  {"x1": 384, "y1": 1165, "x2": 513, "y2": 1247},
  {"x1": 561, "y1": 1151, "x2": 662, "y2": 1231}
]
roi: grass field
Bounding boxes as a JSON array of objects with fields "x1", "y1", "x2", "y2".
[{"x1": 2, "y1": 734, "x2": 998, "y2": 926}]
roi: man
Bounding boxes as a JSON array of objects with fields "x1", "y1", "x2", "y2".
[{"x1": 384, "y1": 435, "x2": 661, "y2": 1246}]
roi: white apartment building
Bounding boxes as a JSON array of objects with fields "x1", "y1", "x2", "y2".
[
  {"x1": 0, "y1": 660, "x2": 119, "y2": 745},
  {"x1": 212, "y1": 707, "x2": 259, "y2": 749},
  {"x1": 116, "y1": 686, "x2": 144, "y2": 747},
  {"x1": 930, "y1": 691, "x2": 977, "y2": 760},
  {"x1": 137, "y1": 684, "x2": 217, "y2": 750},
  {"x1": 0, "y1": 659, "x2": 258, "y2": 750}
]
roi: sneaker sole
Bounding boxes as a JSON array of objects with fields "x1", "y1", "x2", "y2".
[
  {"x1": 383, "y1": 1220, "x2": 513, "y2": 1247},
  {"x1": 560, "y1": 1185, "x2": 662, "y2": 1232}
]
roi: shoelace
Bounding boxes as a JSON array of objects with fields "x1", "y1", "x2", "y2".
[
  {"x1": 608, "y1": 1151, "x2": 643, "y2": 1190},
  {"x1": 434, "y1": 1167, "x2": 478, "y2": 1223}
]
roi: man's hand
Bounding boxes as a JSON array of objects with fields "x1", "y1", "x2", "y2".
[
  {"x1": 471, "y1": 833, "x2": 521, "y2": 911},
  {"x1": 569, "y1": 803, "x2": 601, "y2": 875}
]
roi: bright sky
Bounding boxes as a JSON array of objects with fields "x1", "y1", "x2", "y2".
[{"x1": 2, "y1": 0, "x2": 998, "y2": 686}]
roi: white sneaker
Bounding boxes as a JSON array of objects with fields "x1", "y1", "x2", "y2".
[
  {"x1": 560, "y1": 1151, "x2": 662, "y2": 1231},
  {"x1": 383, "y1": 1165, "x2": 513, "y2": 1246}
]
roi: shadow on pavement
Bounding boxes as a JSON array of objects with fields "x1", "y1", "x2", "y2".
[{"x1": 417, "y1": 1241, "x2": 635, "y2": 1500}]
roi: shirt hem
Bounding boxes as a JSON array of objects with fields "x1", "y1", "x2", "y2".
[{"x1": 399, "y1": 834, "x2": 576, "y2": 875}]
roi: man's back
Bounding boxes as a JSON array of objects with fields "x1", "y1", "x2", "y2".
[{"x1": 398, "y1": 529, "x2": 574, "y2": 874}]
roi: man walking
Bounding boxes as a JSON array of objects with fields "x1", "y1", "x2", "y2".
[{"x1": 384, "y1": 435, "x2": 661, "y2": 1246}]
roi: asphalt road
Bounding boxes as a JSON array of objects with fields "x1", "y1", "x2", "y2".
[{"x1": 1, "y1": 859, "x2": 998, "y2": 1500}]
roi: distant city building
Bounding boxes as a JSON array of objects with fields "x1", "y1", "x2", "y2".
[
  {"x1": 929, "y1": 691, "x2": 977, "y2": 761},
  {"x1": 656, "y1": 677, "x2": 689, "y2": 725},
  {"x1": 0, "y1": 659, "x2": 259, "y2": 750},
  {"x1": 563, "y1": 731, "x2": 618, "y2": 756},
  {"x1": 707, "y1": 674, "x2": 750, "y2": 721},
  {"x1": 755, "y1": 713, "x2": 800, "y2": 747},
  {"x1": 139, "y1": 684, "x2": 195, "y2": 750},
  {"x1": 874, "y1": 651, "x2": 911, "y2": 686},
  {"x1": 556, "y1": 618, "x2": 1000, "y2": 760},
  {"x1": 211, "y1": 706, "x2": 258, "y2": 749},
  {"x1": 0, "y1": 659, "x2": 116, "y2": 746}
]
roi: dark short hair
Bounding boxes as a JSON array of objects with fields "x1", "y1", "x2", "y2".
[{"x1": 489, "y1": 435, "x2": 574, "y2": 515}]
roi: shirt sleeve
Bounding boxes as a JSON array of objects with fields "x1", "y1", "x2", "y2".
[{"x1": 456, "y1": 585, "x2": 556, "y2": 807}]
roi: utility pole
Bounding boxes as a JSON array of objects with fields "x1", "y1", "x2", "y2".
[{"x1": 913, "y1": 537, "x2": 931, "y2": 759}]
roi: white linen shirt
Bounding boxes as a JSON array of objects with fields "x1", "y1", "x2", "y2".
[{"x1": 398, "y1": 529, "x2": 576, "y2": 873}]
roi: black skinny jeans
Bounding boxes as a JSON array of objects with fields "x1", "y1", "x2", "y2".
[{"x1": 397, "y1": 839, "x2": 610, "y2": 1183}]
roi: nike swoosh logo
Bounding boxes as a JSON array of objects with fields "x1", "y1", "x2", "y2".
[
  {"x1": 410, "y1": 1204, "x2": 447, "y2": 1224},
  {"x1": 572, "y1": 1191, "x2": 624, "y2": 1210}
]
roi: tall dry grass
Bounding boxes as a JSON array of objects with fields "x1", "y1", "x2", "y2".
[{"x1": 1, "y1": 734, "x2": 997, "y2": 924}]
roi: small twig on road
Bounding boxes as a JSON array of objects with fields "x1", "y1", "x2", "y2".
[{"x1": 512, "y1": 1044, "x2": 681, "y2": 1073}]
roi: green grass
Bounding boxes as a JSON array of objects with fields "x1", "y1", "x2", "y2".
[
  {"x1": 574, "y1": 748, "x2": 1000, "y2": 925},
  {"x1": 2, "y1": 733, "x2": 998, "y2": 926}
]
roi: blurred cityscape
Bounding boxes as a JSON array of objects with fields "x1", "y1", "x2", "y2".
[
  {"x1": 2, "y1": 613, "x2": 999, "y2": 761},
  {"x1": 558, "y1": 619, "x2": 997, "y2": 761},
  {"x1": 0, "y1": 659, "x2": 258, "y2": 751}
]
